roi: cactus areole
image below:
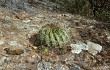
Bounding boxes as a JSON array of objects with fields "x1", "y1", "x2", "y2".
[{"x1": 38, "y1": 23, "x2": 70, "y2": 47}]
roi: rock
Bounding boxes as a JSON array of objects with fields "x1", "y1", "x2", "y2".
[
  {"x1": 0, "y1": 32, "x2": 3, "y2": 36},
  {"x1": 70, "y1": 41, "x2": 102, "y2": 55},
  {"x1": 70, "y1": 42, "x2": 88, "y2": 54},
  {"x1": 63, "y1": 54, "x2": 75, "y2": 61},
  {"x1": 18, "y1": 63, "x2": 26, "y2": 68},
  {"x1": 70, "y1": 65, "x2": 81, "y2": 70},
  {"x1": 8, "y1": 41, "x2": 18, "y2": 46},
  {"x1": 16, "y1": 11, "x2": 28, "y2": 20},
  {"x1": 4, "y1": 47, "x2": 24, "y2": 55},
  {"x1": 23, "y1": 19, "x2": 30, "y2": 23},
  {"x1": 0, "y1": 56, "x2": 12, "y2": 65},
  {"x1": 107, "y1": 35, "x2": 110, "y2": 40},
  {"x1": 87, "y1": 41, "x2": 102, "y2": 55},
  {"x1": 0, "y1": 40, "x2": 4, "y2": 45},
  {"x1": 4, "y1": 56, "x2": 12, "y2": 62},
  {"x1": 4, "y1": 16, "x2": 11, "y2": 20},
  {"x1": 54, "y1": 63, "x2": 69, "y2": 70},
  {"x1": 37, "y1": 61, "x2": 52, "y2": 70},
  {"x1": 37, "y1": 14, "x2": 44, "y2": 18}
]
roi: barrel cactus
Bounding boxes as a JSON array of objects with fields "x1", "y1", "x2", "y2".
[{"x1": 37, "y1": 23, "x2": 70, "y2": 47}]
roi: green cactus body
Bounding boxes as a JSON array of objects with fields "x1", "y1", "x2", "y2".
[
  {"x1": 54, "y1": 32, "x2": 63, "y2": 46},
  {"x1": 45, "y1": 27, "x2": 51, "y2": 46},
  {"x1": 38, "y1": 23, "x2": 70, "y2": 47},
  {"x1": 61, "y1": 29, "x2": 69, "y2": 43},
  {"x1": 50, "y1": 30, "x2": 57, "y2": 46},
  {"x1": 39, "y1": 29, "x2": 45, "y2": 44}
]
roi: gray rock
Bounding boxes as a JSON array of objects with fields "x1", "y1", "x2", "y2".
[
  {"x1": 4, "y1": 56, "x2": 12, "y2": 62},
  {"x1": 8, "y1": 41, "x2": 18, "y2": 46},
  {"x1": 70, "y1": 65, "x2": 81, "y2": 70},
  {"x1": 37, "y1": 14, "x2": 44, "y2": 18},
  {"x1": 70, "y1": 42, "x2": 88, "y2": 54},
  {"x1": 0, "y1": 40, "x2": 4, "y2": 45},
  {"x1": 54, "y1": 63, "x2": 69, "y2": 70},
  {"x1": 37, "y1": 61, "x2": 52, "y2": 70},
  {"x1": 4, "y1": 16, "x2": 11, "y2": 20},
  {"x1": 59, "y1": 54, "x2": 75, "y2": 62},
  {"x1": 18, "y1": 64, "x2": 26, "y2": 69},
  {"x1": 87, "y1": 41, "x2": 102, "y2": 55}
]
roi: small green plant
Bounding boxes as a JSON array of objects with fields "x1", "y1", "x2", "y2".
[
  {"x1": 38, "y1": 46, "x2": 49, "y2": 54},
  {"x1": 37, "y1": 23, "x2": 70, "y2": 47}
]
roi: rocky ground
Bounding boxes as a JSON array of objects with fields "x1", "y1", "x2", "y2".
[{"x1": 0, "y1": 1, "x2": 110, "y2": 70}]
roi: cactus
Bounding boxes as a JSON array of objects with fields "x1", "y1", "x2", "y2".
[{"x1": 37, "y1": 23, "x2": 70, "y2": 47}]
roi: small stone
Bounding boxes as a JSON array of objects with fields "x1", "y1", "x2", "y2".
[
  {"x1": 0, "y1": 32, "x2": 3, "y2": 36},
  {"x1": 0, "y1": 40, "x2": 4, "y2": 45},
  {"x1": 23, "y1": 19, "x2": 30, "y2": 23},
  {"x1": 37, "y1": 61, "x2": 52, "y2": 70},
  {"x1": 18, "y1": 64, "x2": 26, "y2": 68},
  {"x1": 54, "y1": 63, "x2": 69, "y2": 70},
  {"x1": 70, "y1": 42, "x2": 88, "y2": 54},
  {"x1": 107, "y1": 35, "x2": 110, "y2": 40},
  {"x1": 4, "y1": 56, "x2": 12, "y2": 62},
  {"x1": 70, "y1": 65, "x2": 81, "y2": 70},
  {"x1": 37, "y1": 14, "x2": 44, "y2": 18},
  {"x1": 87, "y1": 41, "x2": 102, "y2": 55},
  {"x1": 32, "y1": 54, "x2": 36, "y2": 58},
  {"x1": 16, "y1": 11, "x2": 28, "y2": 20},
  {"x1": 4, "y1": 16, "x2": 11, "y2": 20},
  {"x1": 63, "y1": 54, "x2": 75, "y2": 61},
  {"x1": 8, "y1": 41, "x2": 18, "y2": 46},
  {"x1": 4, "y1": 48, "x2": 24, "y2": 55},
  {"x1": 74, "y1": 20, "x2": 79, "y2": 23},
  {"x1": 27, "y1": 57, "x2": 35, "y2": 63}
]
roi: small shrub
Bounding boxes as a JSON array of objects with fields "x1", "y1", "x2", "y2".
[{"x1": 50, "y1": 0, "x2": 110, "y2": 22}]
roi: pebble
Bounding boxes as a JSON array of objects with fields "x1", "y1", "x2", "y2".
[
  {"x1": 23, "y1": 19, "x2": 30, "y2": 23},
  {"x1": 8, "y1": 41, "x2": 18, "y2": 46},
  {"x1": 70, "y1": 42, "x2": 88, "y2": 54},
  {"x1": 37, "y1": 61, "x2": 52, "y2": 70},
  {"x1": 4, "y1": 56, "x2": 12, "y2": 62},
  {"x1": 37, "y1": 14, "x2": 44, "y2": 18},
  {"x1": 16, "y1": 11, "x2": 28, "y2": 20},
  {"x1": 0, "y1": 40, "x2": 4, "y2": 45},
  {"x1": 70, "y1": 65, "x2": 81, "y2": 70},
  {"x1": 55, "y1": 63, "x2": 69, "y2": 70},
  {"x1": 18, "y1": 64, "x2": 26, "y2": 68},
  {"x1": 4, "y1": 16, "x2": 11, "y2": 20},
  {"x1": 107, "y1": 35, "x2": 110, "y2": 40}
]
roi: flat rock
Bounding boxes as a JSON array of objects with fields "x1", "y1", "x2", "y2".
[{"x1": 87, "y1": 41, "x2": 102, "y2": 55}]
